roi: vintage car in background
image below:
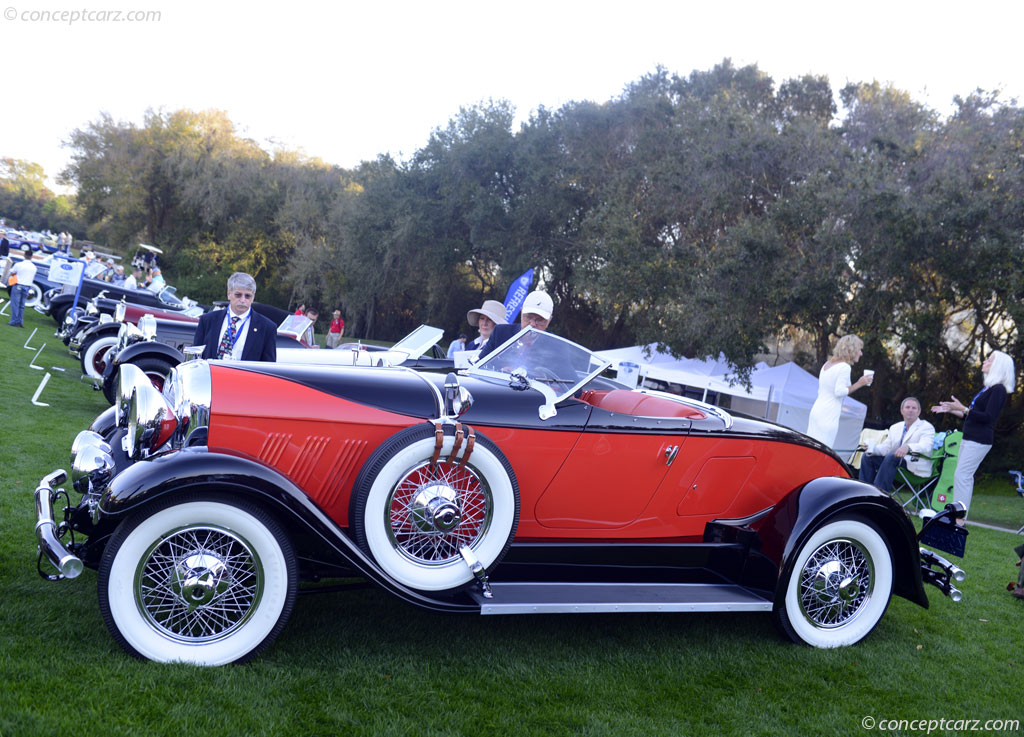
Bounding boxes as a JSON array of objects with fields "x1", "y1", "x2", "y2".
[
  {"x1": 96, "y1": 318, "x2": 450, "y2": 403},
  {"x1": 95, "y1": 311, "x2": 316, "y2": 401},
  {"x1": 53, "y1": 295, "x2": 204, "y2": 380},
  {"x1": 35, "y1": 328, "x2": 967, "y2": 665},
  {"x1": 47, "y1": 279, "x2": 198, "y2": 325}
]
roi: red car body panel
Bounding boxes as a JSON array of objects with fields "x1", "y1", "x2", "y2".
[
  {"x1": 123, "y1": 302, "x2": 199, "y2": 325},
  {"x1": 208, "y1": 366, "x2": 421, "y2": 525},
  {"x1": 205, "y1": 364, "x2": 849, "y2": 541}
]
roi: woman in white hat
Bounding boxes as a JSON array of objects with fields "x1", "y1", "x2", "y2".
[{"x1": 466, "y1": 299, "x2": 507, "y2": 355}]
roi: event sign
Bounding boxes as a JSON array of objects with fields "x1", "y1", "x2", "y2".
[
  {"x1": 50, "y1": 257, "x2": 85, "y2": 286},
  {"x1": 503, "y1": 268, "x2": 534, "y2": 322}
]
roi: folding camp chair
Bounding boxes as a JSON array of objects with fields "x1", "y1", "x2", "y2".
[
  {"x1": 1009, "y1": 470, "x2": 1024, "y2": 534},
  {"x1": 891, "y1": 431, "x2": 962, "y2": 512},
  {"x1": 848, "y1": 427, "x2": 889, "y2": 470}
]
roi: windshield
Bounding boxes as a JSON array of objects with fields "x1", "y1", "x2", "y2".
[
  {"x1": 158, "y1": 285, "x2": 182, "y2": 305},
  {"x1": 468, "y1": 328, "x2": 610, "y2": 404},
  {"x1": 277, "y1": 314, "x2": 314, "y2": 338},
  {"x1": 391, "y1": 325, "x2": 444, "y2": 360}
]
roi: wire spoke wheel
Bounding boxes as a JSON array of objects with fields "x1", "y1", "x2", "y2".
[
  {"x1": 387, "y1": 461, "x2": 492, "y2": 565},
  {"x1": 775, "y1": 516, "x2": 893, "y2": 648},
  {"x1": 136, "y1": 525, "x2": 263, "y2": 642},
  {"x1": 353, "y1": 424, "x2": 519, "y2": 593},
  {"x1": 100, "y1": 496, "x2": 297, "y2": 665},
  {"x1": 797, "y1": 538, "x2": 872, "y2": 628}
]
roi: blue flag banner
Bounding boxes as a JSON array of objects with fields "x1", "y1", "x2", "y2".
[{"x1": 503, "y1": 268, "x2": 534, "y2": 322}]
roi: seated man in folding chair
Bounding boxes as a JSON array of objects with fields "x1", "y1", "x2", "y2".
[{"x1": 859, "y1": 396, "x2": 936, "y2": 493}]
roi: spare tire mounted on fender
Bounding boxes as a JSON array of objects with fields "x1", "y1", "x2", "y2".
[{"x1": 351, "y1": 423, "x2": 519, "y2": 594}]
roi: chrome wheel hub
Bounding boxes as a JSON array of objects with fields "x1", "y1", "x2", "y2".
[
  {"x1": 172, "y1": 553, "x2": 230, "y2": 612},
  {"x1": 387, "y1": 461, "x2": 492, "y2": 565},
  {"x1": 136, "y1": 525, "x2": 263, "y2": 642},
  {"x1": 798, "y1": 538, "x2": 873, "y2": 628},
  {"x1": 411, "y1": 484, "x2": 462, "y2": 532}
]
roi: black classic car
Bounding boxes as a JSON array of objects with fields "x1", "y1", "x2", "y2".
[{"x1": 35, "y1": 329, "x2": 967, "y2": 665}]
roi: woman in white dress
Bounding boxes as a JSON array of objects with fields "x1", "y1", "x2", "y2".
[{"x1": 806, "y1": 334, "x2": 873, "y2": 448}]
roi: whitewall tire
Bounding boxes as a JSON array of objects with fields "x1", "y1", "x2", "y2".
[
  {"x1": 774, "y1": 517, "x2": 894, "y2": 648},
  {"x1": 98, "y1": 495, "x2": 297, "y2": 665},
  {"x1": 81, "y1": 335, "x2": 119, "y2": 379},
  {"x1": 352, "y1": 424, "x2": 519, "y2": 594}
]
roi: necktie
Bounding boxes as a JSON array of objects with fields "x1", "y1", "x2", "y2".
[{"x1": 218, "y1": 316, "x2": 240, "y2": 359}]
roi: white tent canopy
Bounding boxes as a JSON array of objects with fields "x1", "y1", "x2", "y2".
[{"x1": 595, "y1": 345, "x2": 866, "y2": 453}]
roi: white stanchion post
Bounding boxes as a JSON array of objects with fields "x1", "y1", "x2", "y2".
[
  {"x1": 24, "y1": 327, "x2": 39, "y2": 349},
  {"x1": 29, "y1": 343, "x2": 46, "y2": 370},
  {"x1": 31, "y1": 372, "x2": 52, "y2": 406}
]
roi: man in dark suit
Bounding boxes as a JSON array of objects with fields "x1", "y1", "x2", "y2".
[{"x1": 194, "y1": 272, "x2": 277, "y2": 361}]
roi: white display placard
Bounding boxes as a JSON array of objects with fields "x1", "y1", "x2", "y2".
[{"x1": 50, "y1": 258, "x2": 84, "y2": 286}]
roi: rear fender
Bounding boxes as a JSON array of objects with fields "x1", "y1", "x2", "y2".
[
  {"x1": 98, "y1": 447, "x2": 474, "y2": 613},
  {"x1": 755, "y1": 476, "x2": 927, "y2": 609}
]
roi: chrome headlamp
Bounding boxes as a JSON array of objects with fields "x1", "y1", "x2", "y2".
[
  {"x1": 115, "y1": 363, "x2": 149, "y2": 427},
  {"x1": 162, "y1": 361, "x2": 212, "y2": 447},
  {"x1": 70, "y1": 430, "x2": 111, "y2": 460},
  {"x1": 117, "y1": 320, "x2": 144, "y2": 352},
  {"x1": 126, "y1": 379, "x2": 178, "y2": 459},
  {"x1": 138, "y1": 314, "x2": 157, "y2": 341},
  {"x1": 86, "y1": 302, "x2": 99, "y2": 316},
  {"x1": 71, "y1": 444, "x2": 116, "y2": 493},
  {"x1": 69, "y1": 430, "x2": 115, "y2": 495},
  {"x1": 114, "y1": 300, "x2": 126, "y2": 323}
]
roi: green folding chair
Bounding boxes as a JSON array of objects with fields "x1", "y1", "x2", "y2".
[{"x1": 891, "y1": 431, "x2": 962, "y2": 512}]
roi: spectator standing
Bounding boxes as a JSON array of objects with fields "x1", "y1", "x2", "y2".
[
  {"x1": 447, "y1": 333, "x2": 467, "y2": 359},
  {"x1": 806, "y1": 335, "x2": 873, "y2": 448},
  {"x1": 193, "y1": 272, "x2": 277, "y2": 361},
  {"x1": 327, "y1": 310, "x2": 345, "y2": 348},
  {"x1": 1010, "y1": 543, "x2": 1024, "y2": 599},
  {"x1": 123, "y1": 269, "x2": 140, "y2": 289},
  {"x1": 6, "y1": 247, "x2": 37, "y2": 327},
  {"x1": 931, "y1": 350, "x2": 1015, "y2": 519},
  {"x1": 148, "y1": 268, "x2": 165, "y2": 290}
]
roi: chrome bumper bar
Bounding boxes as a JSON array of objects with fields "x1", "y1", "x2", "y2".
[{"x1": 34, "y1": 469, "x2": 83, "y2": 580}]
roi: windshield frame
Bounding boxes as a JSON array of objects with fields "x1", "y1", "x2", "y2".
[{"x1": 466, "y1": 327, "x2": 611, "y2": 417}]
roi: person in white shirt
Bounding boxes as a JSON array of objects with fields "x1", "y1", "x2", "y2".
[
  {"x1": 859, "y1": 397, "x2": 936, "y2": 492},
  {"x1": 7, "y1": 247, "x2": 37, "y2": 327},
  {"x1": 123, "y1": 269, "x2": 140, "y2": 290}
]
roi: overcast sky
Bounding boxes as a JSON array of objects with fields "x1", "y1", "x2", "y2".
[{"x1": 4, "y1": 0, "x2": 1022, "y2": 190}]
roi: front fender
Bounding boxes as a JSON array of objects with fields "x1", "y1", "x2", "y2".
[
  {"x1": 114, "y1": 340, "x2": 185, "y2": 367},
  {"x1": 756, "y1": 476, "x2": 927, "y2": 609},
  {"x1": 80, "y1": 322, "x2": 121, "y2": 341},
  {"x1": 98, "y1": 447, "x2": 475, "y2": 613}
]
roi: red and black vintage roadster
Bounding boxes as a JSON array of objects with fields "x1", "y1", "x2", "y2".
[{"x1": 35, "y1": 329, "x2": 966, "y2": 665}]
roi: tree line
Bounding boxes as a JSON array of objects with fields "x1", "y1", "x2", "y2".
[{"x1": 6, "y1": 60, "x2": 1023, "y2": 465}]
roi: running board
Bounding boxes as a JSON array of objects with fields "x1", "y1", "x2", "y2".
[{"x1": 469, "y1": 582, "x2": 773, "y2": 615}]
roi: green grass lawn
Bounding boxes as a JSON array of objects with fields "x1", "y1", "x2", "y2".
[{"x1": 1, "y1": 306, "x2": 1021, "y2": 737}]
